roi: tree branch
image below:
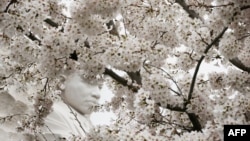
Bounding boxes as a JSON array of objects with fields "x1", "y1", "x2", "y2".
[
  {"x1": 16, "y1": 25, "x2": 42, "y2": 45},
  {"x1": 175, "y1": 0, "x2": 233, "y2": 132},
  {"x1": 240, "y1": 5, "x2": 250, "y2": 10},
  {"x1": 3, "y1": 0, "x2": 17, "y2": 13},
  {"x1": 104, "y1": 68, "x2": 187, "y2": 112},
  {"x1": 175, "y1": 0, "x2": 201, "y2": 19},
  {"x1": 165, "y1": 104, "x2": 186, "y2": 112},
  {"x1": 145, "y1": 63, "x2": 183, "y2": 96},
  {"x1": 67, "y1": 106, "x2": 86, "y2": 134},
  {"x1": 26, "y1": 32, "x2": 41, "y2": 45},
  {"x1": 185, "y1": 27, "x2": 228, "y2": 131},
  {"x1": 229, "y1": 58, "x2": 250, "y2": 73},
  {"x1": 186, "y1": 112, "x2": 202, "y2": 131},
  {"x1": 175, "y1": 1, "x2": 250, "y2": 73},
  {"x1": 187, "y1": 27, "x2": 228, "y2": 101},
  {"x1": 126, "y1": 71, "x2": 142, "y2": 85},
  {"x1": 44, "y1": 18, "x2": 59, "y2": 28},
  {"x1": 103, "y1": 68, "x2": 139, "y2": 92}
]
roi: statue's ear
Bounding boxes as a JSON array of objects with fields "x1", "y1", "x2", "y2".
[
  {"x1": 59, "y1": 74, "x2": 67, "y2": 82},
  {"x1": 56, "y1": 74, "x2": 67, "y2": 91}
]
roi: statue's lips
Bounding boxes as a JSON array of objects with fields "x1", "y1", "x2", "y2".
[{"x1": 84, "y1": 100, "x2": 98, "y2": 106}]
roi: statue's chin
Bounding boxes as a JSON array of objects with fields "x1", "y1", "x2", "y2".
[{"x1": 73, "y1": 106, "x2": 93, "y2": 115}]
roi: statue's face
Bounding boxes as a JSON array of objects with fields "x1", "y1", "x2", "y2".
[{"x1": 63, "y1": 74, "x2": 101, "y2": 115}]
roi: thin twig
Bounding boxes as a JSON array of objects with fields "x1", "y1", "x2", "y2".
[
  {"x1": 145, "y1": 63, "x2": 183, "y2": 96},
  {"x1": 0, "y1": 114, "x2": 29, "y2": 123},
  {"x1": 195, "y1": 31, "x2": 209, "y2": 46},
  {"x1": 237, "y1": 33, "x2": 250, "y2": 41},
  {"x1": 44, "y1": 124, "x2": 58, "y2": 140},
  {"x1": 188, "y1": 2, "x2": 234, "y2": 9},
  {"x1": 38, "y1": 132, "x2": 48, "y2": 141},
  {"x1": 162, "y1": 116, "x2": 193, "y2": 131},
  {"x1": 168, "y1": 87, "x2": 181, "y2": 96},
  {"x1": 43, "y1": 78, "x2": 49, "y2": 93},
  {"x1": 67, "y1": 105, "x2": 87, "y2": 134}
]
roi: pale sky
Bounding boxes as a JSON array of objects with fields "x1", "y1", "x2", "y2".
[{"x1": 91, "y1": 83, "x2": 116, "y2": 125}]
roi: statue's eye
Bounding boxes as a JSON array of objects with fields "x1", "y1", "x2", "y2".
[{"x1": 98, "y1": 84, "x2": 103, "y2": 89}]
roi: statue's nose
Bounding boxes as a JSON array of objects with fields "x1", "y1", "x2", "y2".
[{"x1": 91, "y1": 93, "x2": 100, "y2": 100}]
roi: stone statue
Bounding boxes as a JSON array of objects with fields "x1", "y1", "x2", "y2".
[{"x1": 40, "y1": 73, "x2": 101, "y2": 140}]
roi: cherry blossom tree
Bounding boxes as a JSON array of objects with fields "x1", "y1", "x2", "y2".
[{"x1": 0, "y1": 0, "x2": 250, "y2": 140}]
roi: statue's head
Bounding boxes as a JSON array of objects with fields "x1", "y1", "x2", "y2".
[{"x1": 61, "y1": 73, "x2": 101, "y2": 115}]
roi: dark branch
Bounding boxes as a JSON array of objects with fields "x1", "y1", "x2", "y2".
[
  {"x1": 16, "y1": 25, "x2": 42, "y2": 45},
  {"x1": 4, "y1": 0, "x2": 17, "y2": 13},
  {"x1": 175, "y1": 0, "x2": 201, "y2": 19},
  {"x1": 184, "y1": 27, "x2": 228, "y2": 132},
  {"x1": 187, "y1": 27, "x2": 228, "y2": 101},
  {"x1": 176, "y1": 0, "x2": 230, "y2": 130},
  {"x1": 237, "y1": 33, "x2": 250, "y2": 40},
  {"x1": 126, "y1": 71, "x2": 142, "y2": 85},
  {"x1": 166, "y1": 104, "x2": 186, "y2": 112},
  {"x1": 41, "y1": 77, "x2": 49, "y2": 97},
  {"x1": 229, "y1": 58, "x2": 250, "y2": 73},
  {"x1": 25, "y1": 32, "x2": 41, "y2": 45},
  {"x1": 186, "y1": 112, "x2": 202, "y2": 131},
  {"x1": 104, "y1": 68, "x2": 139, "y2": 92},
  {"x1": 176, "y1": 1, "x2": 250, "y2": 73},
  {"x1": 44, "y1": 18, "x2": 59, "y2": 28},
  {"x1": 240, "y1": 5, "x2": 250, "y2": 11}
]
